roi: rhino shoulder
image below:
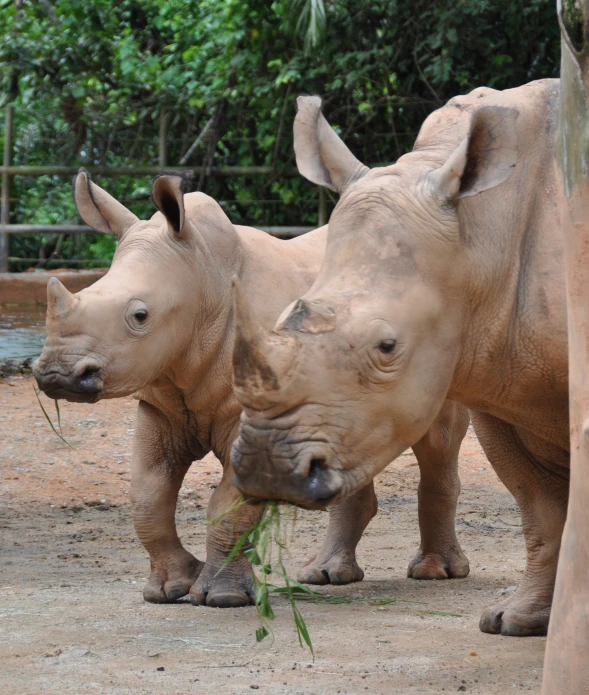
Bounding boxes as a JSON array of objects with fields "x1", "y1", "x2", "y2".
[{"x1": 415, "y1": 79, "x2": 560, "y2": 155}]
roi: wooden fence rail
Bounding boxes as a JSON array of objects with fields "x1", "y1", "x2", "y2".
[
  {"x1": 0, "y1": 105, "x2": 322, "y2": 271},
  {"x1": 5, "y1": 224, "x2": 314, "y2": 237},
  {"x1": 0, "y1": 165, "x2": 297, "y2": 176}
]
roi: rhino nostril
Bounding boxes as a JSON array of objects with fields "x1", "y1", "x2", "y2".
[
  {"x1": 309, "y1": 457, "x2": 327, "y2": 478},
  {"x1": 78, "y1": 366, "x2": 101, "y2": 389}
]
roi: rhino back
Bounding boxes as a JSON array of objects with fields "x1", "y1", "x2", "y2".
[
  {"x1": 414, "y1": 79, "x2": 560, "y2": 161},
  {"x1": 233, "y1": 224, "x2": 327, "y2": 331}
]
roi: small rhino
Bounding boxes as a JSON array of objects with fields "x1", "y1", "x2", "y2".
[{"x1": 34, "y1": 171, "x2": 470, "y2": 606}]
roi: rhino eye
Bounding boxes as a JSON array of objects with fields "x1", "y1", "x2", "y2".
[
  {"x1": 126, "y1": 301, "x2": 150, "y2": 332},
  {"x1": 377, "y1": 339, "x2": 396, "y2": 354}
]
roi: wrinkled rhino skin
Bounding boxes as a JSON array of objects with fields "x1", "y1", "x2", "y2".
[
  {"x1": 34, "y1": 171, "x2": 471, "y2": 607},
  {"x1": 231, "y1": 79, "x2": 570, "y2": 635}
]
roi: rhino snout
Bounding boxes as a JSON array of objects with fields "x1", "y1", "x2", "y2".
[
  {"x1": 231, "y1": 432, "x2": 343, "y2": 510},
  {"x1": 33, "y1": 358, "x2": 104, "y2": 403}
]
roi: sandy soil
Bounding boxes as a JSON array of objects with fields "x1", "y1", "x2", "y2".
[{"x1": 0, "y1": 377, "x2": 545, "y2": 694}]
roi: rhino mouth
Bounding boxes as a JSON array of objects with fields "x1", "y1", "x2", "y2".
[
  {"x1": 42, "y1": 385, "x2": 102, "y2": 404},
  {"x1": 231, "y1": 446, "x2": 344, "y2": 511},
  {"x1": 235, "y1": 483, "x2": 339, "y2": 511},
  {"x1": 34, "y1": 364, "x2": 104, "y2": 403}
]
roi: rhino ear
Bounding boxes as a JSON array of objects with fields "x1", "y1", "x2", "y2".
[
  {"x1": 294, "y1": 96, "x2": 369, "y2": 194},
  {"x1": 431, "y1": 106, "x2": 518, "y2": 200},
  {"x1": 151, "y1": 174, "x2": 190, "y2": 238},
  {"x1": 74, "y1": 169, "x2": 138, "y2": 237}
]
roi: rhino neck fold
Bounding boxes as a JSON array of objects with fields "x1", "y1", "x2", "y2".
[{"x1": 447, "y1": 197, "x2": 568, "y2": 444}]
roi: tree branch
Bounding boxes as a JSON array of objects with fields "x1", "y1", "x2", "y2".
[{"x1": 179, "y1": 115, "x2": 214, "y2": 165}]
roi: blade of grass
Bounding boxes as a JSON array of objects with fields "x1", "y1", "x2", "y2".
[
  {"x1": 293, "y1": 604, "x2": 314, "y2": 656},
  {"x1": 215, "y1": 500, "x2": 316, "y2": 656},
  {"x1": 33, "y1": 387, "x2": 74, "y2": 449},
  {"x1": 269, "y1": 576, "x2": 320, "y2": 595},
  {"x1": 280, "y1": 545, "x2": 314, "y2": 656},
  {"x1": 214, "y1": 524, "x2": 256, "y2": 577},
  {"x1": 269, "y1": 585, "x2": 318, "y2": 596},
  {"x1": 207, "y1": 496, "x2": 247, "y2": 526},
  {"x1": 269, "y1": 584, "x2": 354, "y2": 604},
  {"x1": 290, "y1": 594, "x2": 354, "y2": 605},
  {"x1": 53, "y1": 398, "x2": 63, "y2": 434}
]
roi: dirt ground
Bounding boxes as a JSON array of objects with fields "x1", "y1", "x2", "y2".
[{"x1": 0, "y1": 377, "x2": 545, "y2": 694}]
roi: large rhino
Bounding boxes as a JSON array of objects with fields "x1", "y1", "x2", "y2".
[
  {"x1": 231, "y1": 80, "x2": 569, "y2": 636},
  {"x1": 33, "y1": 171, "x2": 470, "y2": 607}
]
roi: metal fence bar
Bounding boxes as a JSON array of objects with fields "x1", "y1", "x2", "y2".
[{"x1": 0, "y1": 105, "x2": 13, "y2": 272}]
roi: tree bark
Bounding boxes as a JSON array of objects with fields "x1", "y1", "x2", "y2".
[{"x1": 542, "y1": 2, "x2": 589, "y2": 692}]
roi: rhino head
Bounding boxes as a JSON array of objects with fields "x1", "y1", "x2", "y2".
[
  {"x1": 33, "y1": 171, "x2": 238, "y2": 402},
  {"x1": 231, "y1": 95, "x2": 518, "y2": 509}
]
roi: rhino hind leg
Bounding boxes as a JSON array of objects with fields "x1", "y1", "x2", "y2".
[
  {"x1": 407, "y1": 400, "x2": 471, "y2": 580},
  {"x1": 298, "y1": 481, "x2": 377, "y2": 585},
  {"x1": 471, "y1": 411, "x2": 569, "y2": 636},
  {"x1": 190, "y1": 463, "x2": 260, "y2": 608}
]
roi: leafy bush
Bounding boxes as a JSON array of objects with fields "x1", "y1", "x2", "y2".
[{"x1": 0, "y1": 0, "x2": 560, "y2": 269}]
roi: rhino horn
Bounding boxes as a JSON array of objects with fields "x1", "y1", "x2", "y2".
[
  {"x1": 232, "y1": 276, "x2": 299, "y2": 409},
  {"x1": 47, "y1": 277, "x2": 75, "y2": 319},
  {"x1": 276, "y1": 297, "x2": 336, "y2": 334}
]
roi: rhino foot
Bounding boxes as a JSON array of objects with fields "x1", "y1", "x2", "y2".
[
  {"x1": 479, "y1": 592, "x2": 550, "y2": 636},
  {"x1": 189, "y1": 558, "x2": 255, "y2": 608},
  {"x1": 407, "y1": 548, "x2": 470, "y2": 580},
  {"x1": 298, "y1": 551, "x2": 364, "y2": 585},
  {"x1": 143, "y1": 549, "x2": 204, "y2": 603}
]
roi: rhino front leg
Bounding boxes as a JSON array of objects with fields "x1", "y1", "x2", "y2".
[
  {"x1": 408, "y1": 400, "x2": 470, "y2": 580},
  {"x1": 130, "y1": 402, "x2": 204, "y2": 603},
  {"x1": 189, "y1": 461, "x2": 261, "y2": 608},
  {"x1": 298, "y1": 481, "x2": 377, "y2": 585},
  {"x1": 472, "y1": 411, "x2": 569, "y2": 637}
]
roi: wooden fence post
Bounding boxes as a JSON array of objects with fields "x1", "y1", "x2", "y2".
[
  {"x1": 0, "y1": 105, "x2": 14, "y2": 273},
  {"x1": 159, "y1": 109, "x2": 168, "y2": 168},
  {"x1": 318, "y1": 187, "x2": 327, "y2": 226},
  {"x1": 542, "y1": 2, "x2": 589, "y2": 692}
]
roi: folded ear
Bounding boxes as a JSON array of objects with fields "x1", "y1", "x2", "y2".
[
  {"x1": 431, "y1": 105, "x2": 519, "y2": 200},
  {"x1": 74, "y1": 169, "x2": 138, "y2": 237},
  {"x1": 151, "y1": 174, "x2": 190, "y2": 238},
  {"x1": 294, "y1": 95, "x2": 369, "y2": 194}
]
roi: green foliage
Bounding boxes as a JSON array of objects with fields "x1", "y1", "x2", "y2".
[
  {"x1": 0, "y1": 0, "x2": 560, "y2": 269},
  {"x1": 290, "y1": 0, "x2": 327, "y2": 53},
  {"x1": 218, "y1": 501, "x2": 316, "y2": 655}
]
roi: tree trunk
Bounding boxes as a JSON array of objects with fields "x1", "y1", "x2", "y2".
[{"x1": 542, "y1": 2, "x2": 589, "y2": 692}]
